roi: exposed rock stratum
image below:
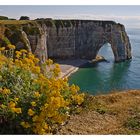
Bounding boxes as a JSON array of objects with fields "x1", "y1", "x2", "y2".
[{"x1": 0, "y1": 19, "x2": 132, "y2": 62}]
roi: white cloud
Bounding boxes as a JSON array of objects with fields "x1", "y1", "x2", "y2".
[
  {"x1": 16, "y1": 12, "x2": 140, "y2": 21},
  {"x1": 51, "y1": 13, "x2": 140, "y2": 21},
  {"x1": 10, "y1": 12, "x2": 140, "y2": 22},
  {"x1": 6, "y1": 12, "x2": 140, "y2": 28},
  {"x1": 50, "y1": 14, "x2": 140, "y2": 28}
]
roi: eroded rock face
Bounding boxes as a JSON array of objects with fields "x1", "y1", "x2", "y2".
[
  {"x1": 46, "y1": 20, "x2": 132, "y2": 62},
  {"x1": 0, "y1": 20, "x2": 132, "y2": 62}
]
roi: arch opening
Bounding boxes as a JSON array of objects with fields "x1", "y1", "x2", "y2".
[{"x1": 97, "y1": 43, "x2": 115, "y2": 62}]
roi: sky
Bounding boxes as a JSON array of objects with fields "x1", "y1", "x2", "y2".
[{"x1": 0, "y1": 6, "x2": 140, "y2": 28}]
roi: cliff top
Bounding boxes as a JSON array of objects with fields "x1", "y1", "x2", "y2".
[
  {"x1": 0, "y1": 19, "x2": 116, "y2": 24},
  {"x1": 0, "y1": 19, "x2": 119, "y2": 28},
  {"x1": 0, "y1": 20, "x2": 34, "y2": 25}
]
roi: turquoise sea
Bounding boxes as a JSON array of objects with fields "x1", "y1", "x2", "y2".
[{"x1": 69, "y1": 28, "x2": 140, "y2": 95}]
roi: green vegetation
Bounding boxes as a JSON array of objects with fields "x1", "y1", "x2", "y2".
[
  {"x1": 124, "y1": 116, "x2": 140, "y2": 130},
  {"x1": 0, "y1": 20, "x2": 32, "y2": 25},
  {"x1": 95, "y1": 108, "x2": 107, "y2": 114},
  {"x1": 7, "y1": 29, "x2": 21, "y2": 45},
  {"x1": 0, "y1": 16, "x2": 8, "y2": 20},
  {"x1": 0, "y1": 47, "x2": 85, "y2": 134},
  {"x1": 0, "y1": 36, "x2": 11, "y2": 47},
  {"x1": 22, "y1": 26, "x2": 40, "y2": 35},
  {"x1": 123, "y1": 106, "x2": 140, "y2": 133},
  {"x1": 0, "y1": 19, "x2": 75, "y2": 48},
  {"x1": 19, "y1": 16, "x2": 30, "y2": 20},
  {"x1": 121, "y1": 31, "x2": 126, "y2": 42},
  {"x1": 0, "y1": 20, "x2": 41, "y2": 51}
]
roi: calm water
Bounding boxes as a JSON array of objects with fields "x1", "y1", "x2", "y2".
[{"x1": 69, "y1": 28, "x2": 140, "y2": 95}]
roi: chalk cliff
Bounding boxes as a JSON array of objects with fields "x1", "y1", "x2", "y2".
[{"x1": 0, "y1": 19, "x2": 132, "y2": 62}]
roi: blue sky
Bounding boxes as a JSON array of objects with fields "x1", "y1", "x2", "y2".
[{"x1": 0, "y1": 6, "x2": 140, "y2": 28}]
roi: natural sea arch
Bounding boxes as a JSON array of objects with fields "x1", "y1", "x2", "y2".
[
  {"x1": 0, "y1": 20, "x2": 132, "y2": 63},
  {"x1": 68, "y1": 42, "x2": 132, "y2": 94},
  {"x1": 45, "y1": 20, "x2": 132, "y2": 63},
  {"x1": 97, "y1": 43, "x2": 114, "y2": 61}
]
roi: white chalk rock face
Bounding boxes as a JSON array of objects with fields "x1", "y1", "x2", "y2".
[
  {"x1": 0, "y1": 19, "x2": 132, "y2": 63},
  {"x1": 46, "y1": 20, "x2": 131, "y2": 62}
]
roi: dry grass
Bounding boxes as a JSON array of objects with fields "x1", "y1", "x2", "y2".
[
  {"x1": 0, "y1": 20, "x2": 34, "y2": 25},
  {"x1": 57, "y1": 90, "x2": 140, "y2": 135}
]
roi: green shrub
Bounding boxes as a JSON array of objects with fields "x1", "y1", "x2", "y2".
[
  {"x1": 0, "y1": 47, "x2": 85, "y2": 134},
  {"x1": 0, "y1": 16, "x2": 8, "y2": 20},
  {"x1": 19, "y1": 16, "x2": 30, "y2": 20},
  {"x1": 124, "y1": 116, "x2": 140, "y2": 130},
  {"x1": 23, "y1": 26, "x2": 40, "y2": 35}
]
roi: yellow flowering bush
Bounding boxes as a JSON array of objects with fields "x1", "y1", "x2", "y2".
[{"x1": 0, "y1": 46, "x2": 85, "y2": 134}]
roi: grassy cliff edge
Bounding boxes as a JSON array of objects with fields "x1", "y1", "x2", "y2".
[{"x1": 58, "y1": 90, "x2": 140, "y2": 135}]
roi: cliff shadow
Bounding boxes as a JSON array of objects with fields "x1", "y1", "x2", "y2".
[{"x1": 55, "y1": 59, "x2": 90, "y2": 68}]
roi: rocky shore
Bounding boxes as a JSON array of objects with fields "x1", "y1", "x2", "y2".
[
  {"x1": 91, "y1": 55, "x2": 107, "y2": 63},
  {"x1": 57, "y1": 55, "x2": 108, "y2": 78},
  {"x1": 57, "y1": 59, "x2": 89, "y2": 78}
]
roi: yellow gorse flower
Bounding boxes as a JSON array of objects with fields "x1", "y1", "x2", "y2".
[
  {"x1": 7, "y1": 44, "x2": 16, "y2": 49},
  {"x1": 11, "y1": 107, "x2": 22, "y2": 114},
  {"x1": 32, "y1": 115, "x2": 39, "y2": 122},
  {"x1": 43, "y1": 123, "x2": 48, "y2": 130},
  {"x1": 4, "y1": 88, "x2": 10, "y2": 94},
  {"x1": 0, "y1": 47, "x2": 5, "y2": 51},
  {"x1": 20, "y1": 49, "x2": 27, "y2": 53},
  {"x1": 15, "y1": 51, "x2": 22, "y2": 58},
  {"x1": 45, "y1": 59, "x2": 53, "y2": 66},
  {"x1": 20, "y1": 121, "x2": 30, "y2": 128},
  {"x1": 14, "y1": 97, "x2": 19, "y2": 101},
  {"x1": 28, "y1": 109, "x2": 35, "y2": 116},
  {"x1": 9, "y1": 101, "x2": 16, "y2": 108},
  {"x1": 70, "y1": 84, "x2": 80, "y2": 93},
  {"x1": 34, "y1": 92, "x2": 40, "y2": 98},
  {"x1": 8, "y1": 101, "x2": 22, "y2": 114},
  {"x1": 0, "y1": 45, "x2": 85, "y2": 134},
  {"x1": 72, "y1": 93, "x2": 85, "y2": 105},
  {"x1": 32, "y1": 66, "x2": 40, "y2": 74},
  {"x1": 31, "y1": 102, "x2": 36, "y2": 107}
]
